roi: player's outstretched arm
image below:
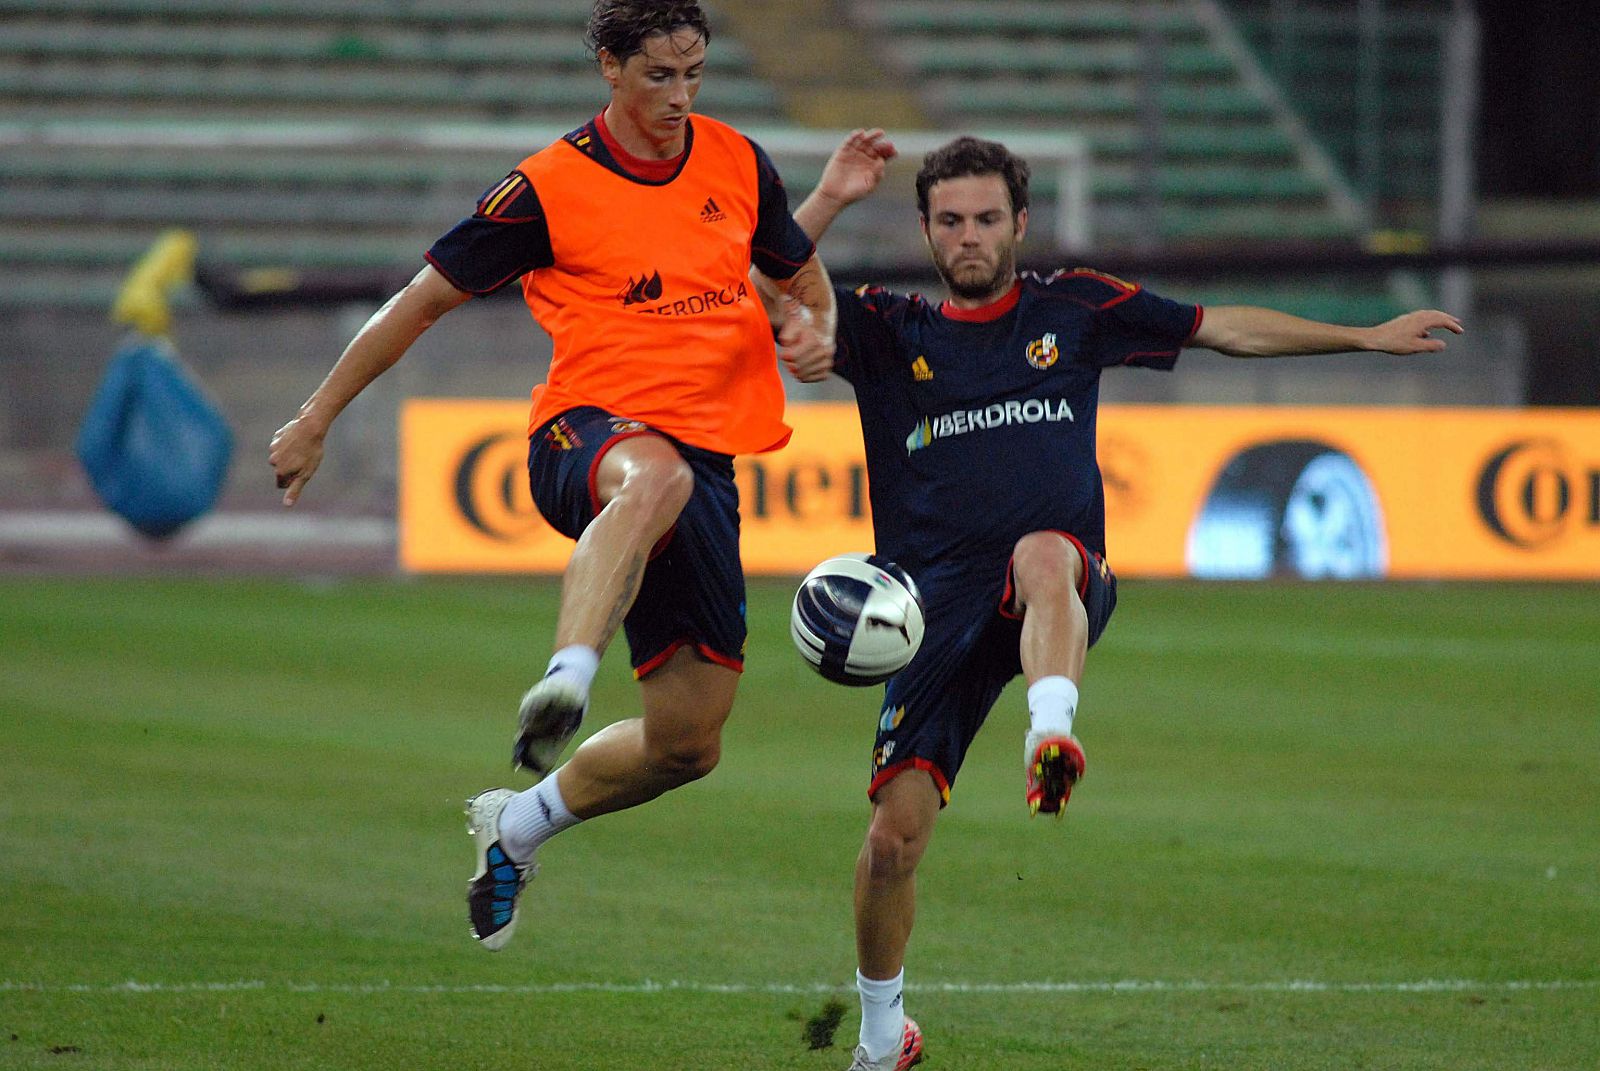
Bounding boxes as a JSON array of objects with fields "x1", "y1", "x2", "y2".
[
  {"x1": 773, "y1": 253, "x2": 838, "y2": 383},
  {"x1": 269, "y1": 264, "x2": 470, "y2": 506},
  {"x1": 1191, "y1": 305, "x2": 1463, "y2": 359},
  {"x1": 792, "y1": 128, "x2": 897, "y2": 241}
]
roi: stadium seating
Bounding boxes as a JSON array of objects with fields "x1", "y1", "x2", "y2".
[
  {"x1": 0, "y1": 0, "x2": 786, "y2": 306},
  {"x1": 1226, "y1": 0, "x2": 1449, "y2": 205},
  {"x1": 852, "y1": 0, "x2": 1362, "y2": 247},
  {"x1": 0, "y1": 0, "x2": 1444, "y2": 320}
]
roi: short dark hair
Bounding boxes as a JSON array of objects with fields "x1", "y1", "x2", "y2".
[
  {"x1": 915, "y1": 136, "x2": 1031, "y2": 219},
  {"x1": 586, "y1": 0, "x2": 711, "y2": 65}
]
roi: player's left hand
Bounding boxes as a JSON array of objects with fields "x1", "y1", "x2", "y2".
[
  {"x1": 1365, "y1": 309, "x2": 1464, "y2": 354},
  {"x1": 777, "y1": 297, "x2": 834, "y2": 383},
  {"x1": 816, "y1": 129, "x2": 898, "y2": 209},
  {"x1": 269, "y1": 414, "x2": 327, "y2": 507}
]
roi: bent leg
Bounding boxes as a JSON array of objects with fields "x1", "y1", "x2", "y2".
[
  {"x1": 1011, "y1": 531, "x2": 1094, "y2": 817},
  {"x1": 555, "y1": 434, "x2": 694, "y2": 655},
  {"x1": 1010, "y1": 530, "x2": 1088, "y2": 685},
  {"x1": 553, "y1": 647, "x2": 738, "y2": 819}
]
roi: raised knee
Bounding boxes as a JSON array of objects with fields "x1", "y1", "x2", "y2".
[
  {"x1": 651, "y1": 735, "x2": 721, "y2": 786},
  {"x1": 1012, "y1": 532, "x2": 1082, "y2": 601},
  {"x1": 602, "y1": 450, "x2": 694, "y2": 534},
  {"x1": 638, "y1": 455, "x2": 694, "y2": 519}
]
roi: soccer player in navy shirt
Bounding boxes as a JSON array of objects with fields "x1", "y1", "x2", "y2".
[{"x1": 762, "y1": 130, "x2": 1462, "y2": 1071}]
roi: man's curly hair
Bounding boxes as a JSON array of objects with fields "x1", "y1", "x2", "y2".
[{"x1": 915, "y1": 137, "x2": 1032, "y2": 219}]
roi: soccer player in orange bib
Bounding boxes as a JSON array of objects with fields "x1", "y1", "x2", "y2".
[{"x1": 268, "y1": 0, "x2": 836, "y2": 951}]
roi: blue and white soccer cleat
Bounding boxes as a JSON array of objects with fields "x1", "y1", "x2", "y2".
[
  {"x1": 846, "y1": 1018, "x2": 924, "y2": 1070},
  {"x1": 465, "y1": 788, "x2": 536, "y2": 951},
  {"x1": 511, "y1": 677, "x2": 588, "y2": 778}
]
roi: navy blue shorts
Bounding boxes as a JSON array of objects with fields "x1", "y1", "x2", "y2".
[
  {"x1": 869, "y1": 533, "x2": 1116, "y2": 805},
  {"x1": 528, "y1": 406, "x2": 746, "y2": 678}
]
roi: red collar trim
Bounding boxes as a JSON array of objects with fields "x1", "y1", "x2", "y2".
[
  {"x1": 941, "y1": 280, "x2": 1021, "y2": 322},
  {"x1": 595, "y1": 111, "x2": 685, "y2": 182}
]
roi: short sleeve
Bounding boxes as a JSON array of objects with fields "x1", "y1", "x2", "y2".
[
  {"x1": 832, "y1": 284, "x2": 902, "y2": 386},
  {"x1": 423, "y1": 170, "x2": 556, "y2": 296},
  {"x1": 1090, "y1": 284, "x2": 1202, "y2": 370},
  {"x1": 746, "y1": 138, "x2": 816, "y2": 281}
]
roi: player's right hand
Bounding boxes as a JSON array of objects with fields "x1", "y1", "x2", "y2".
[
  {"x1": 777, "y1": 298, "x2": 834, "y2": 383},
  {"x1": 268, "y1": 415, "x2": 326, "y2": 507}
]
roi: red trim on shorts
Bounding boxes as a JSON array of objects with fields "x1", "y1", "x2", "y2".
[
  {"x1": 633, "y1": 639, "x2": 745, "y2": 680},
  {"x1": 587, "y1": 428, "x2": 677, "y2": 559},
  {"x1": 868, "y1": 758, "x2": 951, "y2": 807},
  {"x1": 999, "y1": 530, "x2": 1092, "y2": 621}
]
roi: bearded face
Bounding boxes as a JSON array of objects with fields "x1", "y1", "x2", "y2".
[{"x1": 921, "y1": 174, "x2": 1027, "y2": 304}]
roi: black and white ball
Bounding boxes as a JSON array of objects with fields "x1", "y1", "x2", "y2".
[{"x1": 790, "y1": 554, "x2": 925, "y2": 685}]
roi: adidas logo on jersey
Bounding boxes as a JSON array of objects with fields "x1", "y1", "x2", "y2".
[
  {"x1": 911, "y1": 356, "x2": 934, "y2": 382},
  {"x1": 699, "y1": 197, "x2": 727, "y2": 223}
]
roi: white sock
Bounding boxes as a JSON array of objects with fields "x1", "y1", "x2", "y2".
[
  {"x1": 857, "y1": 968, "x2": 906, "y2": 1059},
  {"x1": 1027, "y1": 675, "x2": 1078, "y2": 737},
  {"x1": 497, "y1": 773, "x2": 581, "y2": 863},
  {"x1": 544, "y1": 645, "x2": 599, "y2": 693}
]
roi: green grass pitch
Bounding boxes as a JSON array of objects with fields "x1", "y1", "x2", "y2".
[{"x1": 2, "y1": 576, "x2": 1596, "y2": 1070}]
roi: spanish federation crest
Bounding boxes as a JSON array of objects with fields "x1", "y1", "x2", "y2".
[{"x1": 1025, "y1": 332, "x2": 1059, "y2": 369}]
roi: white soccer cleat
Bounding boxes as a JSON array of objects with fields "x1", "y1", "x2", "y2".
[
  {"x1": 465, "y1": 788, "x2": 537, "y2": 951},
  {"x1": 511, "y1": 677, "x2": 589, "y2": 777},
  {"x1": 846, "y1": 1018, "x2": 924, "y2": 1070}
]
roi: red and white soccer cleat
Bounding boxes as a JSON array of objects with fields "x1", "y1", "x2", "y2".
[
  {"x1": 846, "y1": 1018, "x2": 924, "y2": 1070},
  {"x1": 1025, "y1": 732, "x2": 1086, "y2": 818}
]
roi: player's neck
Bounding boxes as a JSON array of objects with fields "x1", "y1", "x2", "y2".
[
  {"x1": 943, "y1": 277, "x2": 1022, "y2": 317},
  {"x1": 599, "y1": 104, "x2": 688, "y2": 161}
]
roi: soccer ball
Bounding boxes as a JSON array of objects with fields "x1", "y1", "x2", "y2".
[{"x1": 790, "y1": 553, "x2": 925, "y2": 685}]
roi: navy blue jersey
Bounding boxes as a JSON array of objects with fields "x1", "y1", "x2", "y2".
[
  {"x1": 425, "y1": 117, "x2": 814, "y2": 295},
  {"x1": 834, "y1": 270, "x2": 1201, "y2": 570}
]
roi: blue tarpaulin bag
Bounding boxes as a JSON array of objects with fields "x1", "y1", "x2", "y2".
[{"x1": 75, "y1": 336, "x2": 234, "y2": 540}]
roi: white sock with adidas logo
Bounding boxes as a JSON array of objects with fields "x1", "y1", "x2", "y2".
[
  {"x1": 499, "y1": 774, "x2": 581, "y2": 863},
  {"x1": 857, "y1": 968, "x2": 906, "y2": 1059}
]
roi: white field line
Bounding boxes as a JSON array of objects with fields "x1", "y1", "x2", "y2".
[{"x1": 2, "y1": 979, "x2": 1596, "y2": 997}]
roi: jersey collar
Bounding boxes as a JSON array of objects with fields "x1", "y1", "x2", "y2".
[
  {"x1": 940, "y1": 279, "x2": 1021, "y2": 322},
  {"x1": 593, "y1": 111, "x2": 688, "y2": 183}
]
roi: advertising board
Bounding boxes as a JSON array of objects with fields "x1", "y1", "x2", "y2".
[{"x1": 401, "y1": 401, "x2": 1600, "y2": 579}]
